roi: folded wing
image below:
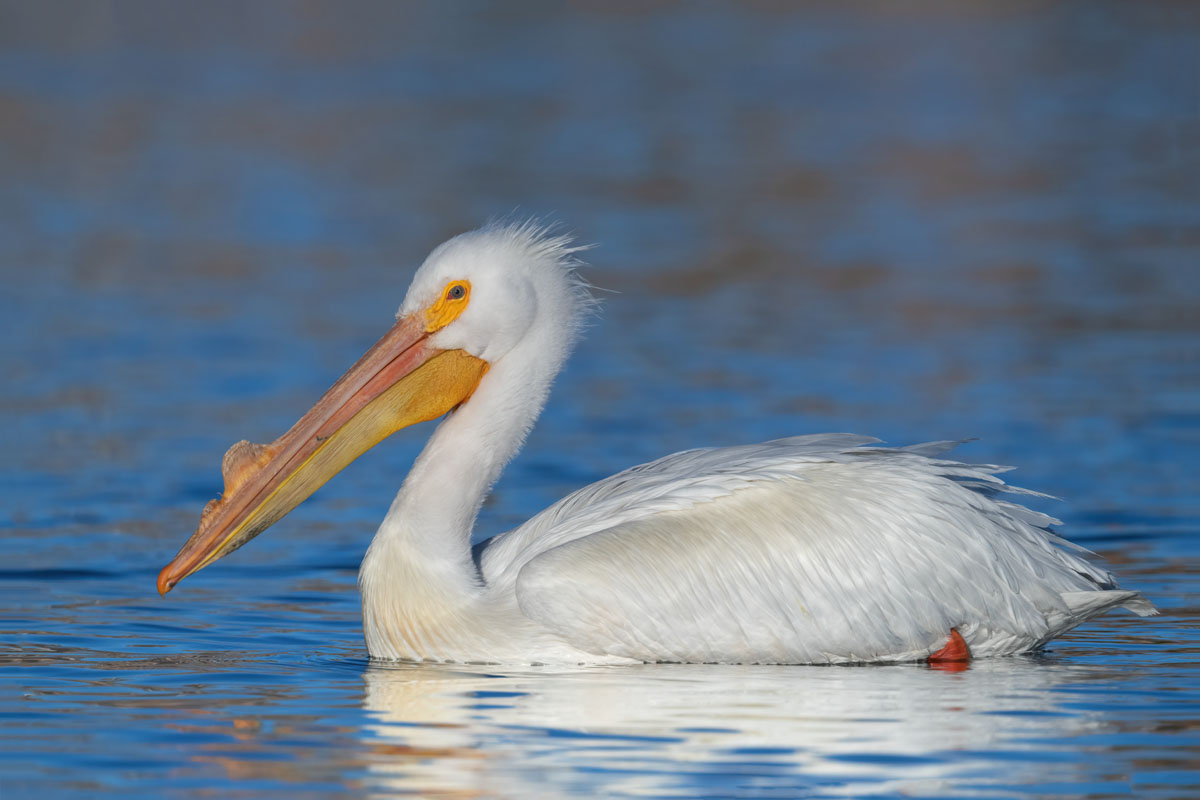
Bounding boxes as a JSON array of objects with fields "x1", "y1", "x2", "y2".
[{"x1": 483, "y1": 436, "x2": 1152, "y2": 664}]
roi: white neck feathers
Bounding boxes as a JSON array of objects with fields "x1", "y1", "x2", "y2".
[{"x1": 357, "y1": 222, "x2": 592, "y2": 658}]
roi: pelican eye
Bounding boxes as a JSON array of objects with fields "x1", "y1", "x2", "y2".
[{"x1": 425, "y1": 280, "x2": 472, "y2": 332}]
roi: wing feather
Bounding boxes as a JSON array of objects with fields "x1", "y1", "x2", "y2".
[{"x1": 483, "y1": 437, "x2": 1152, "y2": 663}]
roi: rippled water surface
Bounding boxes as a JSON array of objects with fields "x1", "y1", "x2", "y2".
[{"x1": 2, "y1": 3, "x2": 1198, "y2": 798}]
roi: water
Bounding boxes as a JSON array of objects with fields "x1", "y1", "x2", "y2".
[{"x1": 2, "y1": 2, "x2": 1198, "y2": 798}]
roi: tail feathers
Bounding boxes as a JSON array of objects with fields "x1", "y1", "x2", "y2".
[
  {"x1": 1120, "y1": 594, "x2": 1160, "y2": 617},
  {"x1": 1061, "y1": 590, "x2": 1159, "y2": 618}
]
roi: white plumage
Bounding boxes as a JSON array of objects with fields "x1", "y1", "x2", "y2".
[{"x1": 352, "y1": 222, "x2": 1154, "y2": 664}]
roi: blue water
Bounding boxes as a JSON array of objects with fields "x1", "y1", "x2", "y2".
[{"x1": 2, "y1": 3, "x2": 1198, "y2": 798}]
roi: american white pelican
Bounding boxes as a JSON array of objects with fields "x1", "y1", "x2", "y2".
[{"x1": 158, "y1": 222, "x2": 1155, "y2": 665}]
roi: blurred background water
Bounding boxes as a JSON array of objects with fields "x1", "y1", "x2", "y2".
[{"x1": 1, "y1": 2, "x2": 1197, "y2": 798}]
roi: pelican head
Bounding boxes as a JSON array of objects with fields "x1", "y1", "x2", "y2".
[{"x1": 157, "y1": 222, "x2": 591, "y2": 595}]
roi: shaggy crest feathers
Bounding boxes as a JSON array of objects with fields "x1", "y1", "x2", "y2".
[{"x1": 480, "y1": 217, "x2": 600, "y2": 340}]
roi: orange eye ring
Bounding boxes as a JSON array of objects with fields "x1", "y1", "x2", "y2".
[{"x1": 425, "y1": 280, "x2": 471, "y2": 332}]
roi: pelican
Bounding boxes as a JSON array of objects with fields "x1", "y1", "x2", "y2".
[{"x1": 158, "y1": 221, "x2": 1155, "y2": 665}]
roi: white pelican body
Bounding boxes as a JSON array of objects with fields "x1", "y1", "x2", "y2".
[{"x1": 160, "y1": 223, "x2": 1155, "y2": 665}]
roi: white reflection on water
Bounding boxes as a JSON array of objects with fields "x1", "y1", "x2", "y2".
[{"x1": 359, "y1": 659, "x2": 1116, "y2": 798}]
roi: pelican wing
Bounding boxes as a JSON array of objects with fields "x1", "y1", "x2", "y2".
[{"x1": 489, "y1": 435, "x2": 1150, "y2": 664}]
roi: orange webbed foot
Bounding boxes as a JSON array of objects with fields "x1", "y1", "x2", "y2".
[{"x1": 927, "y1": 628, "x2": 970, "y2": 671}]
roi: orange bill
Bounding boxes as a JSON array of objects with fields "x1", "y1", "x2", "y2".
[{"x1": 157, "y1": 312, "x2": 488, "y2": 595}]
